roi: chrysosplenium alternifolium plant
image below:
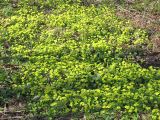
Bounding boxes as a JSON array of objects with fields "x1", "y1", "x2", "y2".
[{"x1": 0, "y1": 1, "x2": 160, "y2": 119}]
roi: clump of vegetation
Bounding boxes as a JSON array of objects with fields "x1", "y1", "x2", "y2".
[{"x1": 0, "y1": 0, "x2": 160, "y2": 119}]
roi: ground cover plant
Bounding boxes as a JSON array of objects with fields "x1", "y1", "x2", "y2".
[{"x1": 0, "y1": 0, "x2": 160, "y2": 119}]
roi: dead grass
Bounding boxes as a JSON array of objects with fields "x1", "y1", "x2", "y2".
[{"x1": 114, "y1": 1, "x2": 160, "y2": 67}]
